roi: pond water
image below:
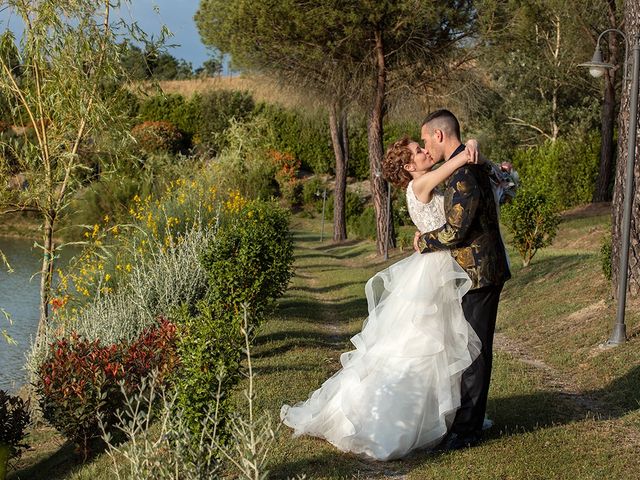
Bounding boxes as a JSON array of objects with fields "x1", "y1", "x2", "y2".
[{"x1": 0, "y1": 236, "x2": 77, "y2": 393}]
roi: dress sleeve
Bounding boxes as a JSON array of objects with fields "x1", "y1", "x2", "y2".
[{"x1": 417, "y1": 167, "x2": 480, "y2": 253}]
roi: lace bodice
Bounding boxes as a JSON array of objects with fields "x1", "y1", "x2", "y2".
[{"x1": 406, "y1": 181, "x2": 446, "y2": 233}]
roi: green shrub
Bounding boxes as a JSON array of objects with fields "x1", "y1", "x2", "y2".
[
  {"x1": 101, "y1": 83, "x2": 140, "y2": 121},
  {"x1": 255, "y1": 104, "x2": 333, "y2": 174},
  {"x1": 325, "y1": 190, "x2": 365, "y2": 222},
  {"x1": 502, "y1": 189, "x2": 560, "y2": 267},
  {"x1": 210, "y1": 117, "x2": 278, "y2": 200},
  {"x1": 174, "y1": 199, "x2": 294, "y2": 439},
  {"x1": 511, "y1": 134, "x2": 599, "y2": 209},
  {"x1": 601, "y1": 234, "x2": 612, "y2": 281},
  {"x1": 196, "y1": 90, "x2": 255, "y2": 154},
  {"x1": 301, "y1": 177, "x2": 327, "y2": 210},
  {"x1": 202, "y1": 200, "x2": 294, "y2": 326},
  {"x1": 347, "y1": 120, "x2": 370, "y2": 180},
  {"x1": 61, "y1": 174, "x2": 147, "y2": 239},
  {"x1": 393, "y1": 187, "x2": 412, "y2": 227},
  {"x1": 37, "y1": 319, "x2": 178, "y2": 456},
  {"x1": 138, "y1": 93, "x2": 200, "y2": 140},
  {"x1": 348, "y1": 206, "x2": 377, "y2": 240},
  {"x1": 173, "y1": 302, "x2": 241, "y2": 446},
  {"x1": 396, "y1": 230, "x2": 414, "y2": 252},
  {"x1": 131, "y1": 120, "x2": 185, "y2": 155}
]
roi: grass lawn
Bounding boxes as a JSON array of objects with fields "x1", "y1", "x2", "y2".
[{"x1": 9, "y1": 205, "x2": 640, "y2": 479}]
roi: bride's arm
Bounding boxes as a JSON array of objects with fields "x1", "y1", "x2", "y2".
[{"x1": 412, "y1": 142, "x2": 477, "y2": 201}]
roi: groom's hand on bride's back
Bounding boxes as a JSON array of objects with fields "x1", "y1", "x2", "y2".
[{"x1": 414, "y1": 231, "x2": 422, "y2": 252}]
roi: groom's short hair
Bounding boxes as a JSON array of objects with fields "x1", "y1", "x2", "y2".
[{"x1": 422, "y1": 109, "x2": 460, "y2": 140}]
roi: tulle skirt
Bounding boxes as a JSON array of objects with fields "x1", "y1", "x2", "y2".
[{"x1": 280, "y1": 251, "x2": 481, "y2": 461}]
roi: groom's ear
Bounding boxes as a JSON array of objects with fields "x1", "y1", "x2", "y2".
[{"x1": 434, "y1": 129, "x2": 444, "y2": 143}]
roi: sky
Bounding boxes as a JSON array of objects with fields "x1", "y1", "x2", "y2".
[{"x1": 0, "y1": 1, "x2": 218, "y2": 70}]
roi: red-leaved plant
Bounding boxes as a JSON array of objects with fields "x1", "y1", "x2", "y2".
[
  {"x1": 131, "y1": 120, "x2": 184, "y2": 155},
  {"x1": 269, "y1": 149, "x2": 301, "y2": 206},
  {"x1": 37, "y1": 318, "x2": 178, "y2": 457}
]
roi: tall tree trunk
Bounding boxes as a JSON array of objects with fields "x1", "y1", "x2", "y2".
[
  {"x1": 611, "y1": 0, "x2": 639, "y2": 298},
  {"x1": 368, "y1": 28, "x2": 390, "y2": 256},
  {"x1": 37, "y1": 212, "x2": 55, "y2": 345},
  {"x1": 593, "y1": 2, "x2": 619, "y2": 203},
  {"x1": 594, "y1": 67, "x2": 617, "y2": 201},
  {"x1": 329, "y1": 102, "x2": 348, "y2": 241}
]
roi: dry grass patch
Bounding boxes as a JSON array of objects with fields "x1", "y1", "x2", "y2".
[{"x1": 139, "y1": 75, "x2": 327, "y2": 113}]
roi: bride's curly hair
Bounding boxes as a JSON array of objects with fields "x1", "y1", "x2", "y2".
[{"x1": 383, "y1": 136, "x2": 414, "y2": 189}]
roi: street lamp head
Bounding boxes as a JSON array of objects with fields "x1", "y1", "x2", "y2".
[{"x1": 578, "y1": 47, "x2": 614, "y2": 78}]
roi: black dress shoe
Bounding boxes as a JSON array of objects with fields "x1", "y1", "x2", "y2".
[{"x1": 437, "y1": 431, "x2": 482, "y2": 451}]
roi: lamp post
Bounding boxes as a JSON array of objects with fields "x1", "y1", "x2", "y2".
[{"x1": 580, "y1": 30, "x2": 640, "y2": 346}]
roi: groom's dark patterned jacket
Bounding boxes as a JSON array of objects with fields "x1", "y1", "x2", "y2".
[{"x1": 417, "y1": 147, "x2": 511, "y2": 290}]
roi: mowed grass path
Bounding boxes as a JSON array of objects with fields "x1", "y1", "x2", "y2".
[{"x1": 255, "y1": 211, "x2": 640, "y2": 479}]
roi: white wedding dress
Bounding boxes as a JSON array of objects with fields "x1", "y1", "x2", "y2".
[{"x1": 281, "y1": 181, "x2": 481, "y2": 461}]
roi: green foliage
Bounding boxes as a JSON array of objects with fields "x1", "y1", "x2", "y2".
[
  {"x1": 396, "y1": 230, "x2": 414, "y2": 251},
  {"x1": 37, "y1": 319, "x2": 178, "y2": 456},
  {"x1": 348, "y1": 206, "x2": 377, "y2": 240},
  {"x1": 120, "y1": 43, "x2": 193, "y2": 81},
  {"x1": 131, "y1": 121, "x2": 186, "y2": 155},
  {"x1": 210, "y1": 117, "x2": 278, "y2": 199},
  {"x1": 502, "y1": 189, "x2": 560, "y2": 266},
  {"x1": 100, "y1": 83, "x2": 140, "y2": 122},
  {"x1": 174, "y1": 199, "x2": 294, "y2": 439},
  {"x1": 301, "y1": 177, "x2": 327, "y2": 210},
  {"x1": 393, "y1": 187, "x2": 412, "y2": 227},
  {"x1": 197, "y1": 90, "x2": 255, "y2": 154},
  {"x1": 347, "y1": 120, "x2": 370, "y2": 180},
  {"x1": 203, "y1": 200, "x2": 294, "y2": 326},
  {"x1": 473, "y1": 0, "x2": 600, "y2": 146},
  {"x1": 150, "y1": 54, "x2": 193, "y2": 81},
  {"x1": 100, "y1": 371, "x2": 223, "y2": 479},
  {"x1": 255, "y1": 104, "x2": 333, "y2": 174},
  {"x1": 195, "y1": 57, "x2": 223, "y2": 78},
  {"x1": 0, "y1": 389, "x2": 29, "y2": 459},
  {"x1": 173, "y1": 303, "x2": 240, "y2": 446},
  {"x1": 138, "y1": 93, "x2": 201, "y2": 140},
  {"x1": 600, "y1": 234, "x2": 612, "y2": 281},
  {"x1": 511, "y1": 135, "x2": 600, "y2": 210},
  {"x1": 325, "y1": 190, "x2": 365, "y2": 222}
]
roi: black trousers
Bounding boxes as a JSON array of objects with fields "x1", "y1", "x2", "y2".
[{"x1": 451, "y1": 283, "x2": 504, "y2": 435}]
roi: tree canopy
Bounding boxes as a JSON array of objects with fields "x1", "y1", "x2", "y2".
[{"x1": 196, "y1": 0, "x2": 478, "y2": 252}]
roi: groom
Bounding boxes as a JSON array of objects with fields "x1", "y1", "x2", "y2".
[{"x1": 413, "y1": 109, "x2": 511, "y2": 450}]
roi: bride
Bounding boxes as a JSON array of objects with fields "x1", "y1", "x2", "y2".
[{"x1": 281, "y1": 138, "x2": 483, "y2": 461}]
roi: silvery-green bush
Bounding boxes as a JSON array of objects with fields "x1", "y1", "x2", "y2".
[{"x1": 27, "y1": 222, "x2": 215, "y2": 378}]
